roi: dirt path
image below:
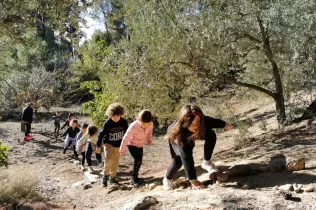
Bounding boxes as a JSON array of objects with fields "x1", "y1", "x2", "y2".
[{"x1": 1, "y1": 100, "x2": 316, "y2": 210}]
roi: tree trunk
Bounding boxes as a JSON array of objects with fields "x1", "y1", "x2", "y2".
[{"x1": 257, "y1": 13, "x2": 286, "y2": 124}]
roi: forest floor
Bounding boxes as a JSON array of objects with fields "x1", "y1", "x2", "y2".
[{"x1": 0, "y1": 98, "x2": 316, "y2": 210}]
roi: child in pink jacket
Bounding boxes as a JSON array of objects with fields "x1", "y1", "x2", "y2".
[{"x1": 120, "y1": 109, "x2": 153, "y2": 187}]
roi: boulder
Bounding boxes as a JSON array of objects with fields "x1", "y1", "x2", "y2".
[
  {"x1": 122, "y1": 196, "x2": 159, "y2": 210},
  {"x1": 226, "y1": 165, "x2": 251, "y2": 177},
  {"x1": 278, "y1": 184, "x2": 293, "y2": 191},
  {"x1": 286, "y1": 158, "x2": 305, "y2": 171},
  {"x1": 293, "y1": 183, "x2": 303, "y2": 193},
  {"x1": 303, "y1": 184, "x2": 314, "y2": 192}
]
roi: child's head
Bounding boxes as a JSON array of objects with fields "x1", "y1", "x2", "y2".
[
  {"x1": 88, "y1": 125, "x2": 98, "y2": 137},
  {"x1": 81, "y1": 123, "x2": 89, "y2": 133},
  {"x1": 70, "y1": 119, "x2": 78, "y2": 127},
  {"x1": 166, "y1": 104, "x2": 205, "y2": 144},
  {"x1": 68, "y1": 113, "x2": 75, "y2": 120},
  {"x1": 56, "y1": 111, "x2": 61, "y2": 116},
  {"x1": 106, "y1": 103, "x2": 125, "y2": 122},
  {"x1": 28, "y1": 102, "x2": 35, "y2": 109},
  {"x1": 137, "y1": 109, "x2": 152, "y2": 128}
]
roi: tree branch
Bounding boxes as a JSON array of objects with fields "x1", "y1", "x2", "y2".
[{"x1": 226, "y1": 78, "x2": 276, "y2": 98}]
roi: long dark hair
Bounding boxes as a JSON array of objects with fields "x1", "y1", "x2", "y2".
[{"x1": 165, "y1": 104, "x2": 205, "y2": 145}]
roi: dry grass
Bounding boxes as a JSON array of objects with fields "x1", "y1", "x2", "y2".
[{"x1": 0, "y1": 166, "x2": 43, "y2": 205}]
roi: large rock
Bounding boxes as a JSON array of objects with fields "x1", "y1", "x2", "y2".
[
  {"x1": 122, "y1": 196, "x2": 159, "y2": 210},
  {"x1": 269, "y1": 154, "x2": 286, "y2": 172},
  {"x1": 278, "y1": 184, "x2": 294, "y2": 191},
  {"x1": 286, "y1": 158, "x2": 305, "y2": 171},
  {"x1": 83, "y1": 171, "x2": 99, "y2": 184},
  {"x1": 226, "y1": 165, "x2": 251, "y2": 177}
]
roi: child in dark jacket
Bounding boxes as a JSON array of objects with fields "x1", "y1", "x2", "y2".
[
  {"x1": 61, "y1": 119, "x2": 80, "y2": 158},
  {"x1": 163, "y1": 104, "x2": 231, "y2": 190},
  {"x1": 61, "y1": 113, "x2": 75, "y2": 130},
  {"x1": 96, "y1": 103, "x2": 128, "y2": 187},
  {"x1": 50, "y1": 111, "x2": 65, "y2": 139}
]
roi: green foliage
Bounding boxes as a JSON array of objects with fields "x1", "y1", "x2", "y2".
[{"x1": 0, "y1": 141, "x2": 9, "y2": 167}]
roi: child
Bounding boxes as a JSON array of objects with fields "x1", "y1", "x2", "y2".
[
  {"x1": 76, "y1": 123, "x2": 89, "y2": 169},
  {"x1": 85, "y1": 125, "x2": 99, "y2": 173},
  {"x1": 96, "y1": 103, "x2": 128, "y2": 187},
  {"x1": 163, "y1": 104, "x2": 231, "y2": 190},
  {"x1": 61, "y1": 113, "x2": 75, "y2": 130},
  {"x1": 50, "y1": 111, "x2": 65, "y2": 139},
  {"x1": 61, "y1": 119, "x2": 80, "y2": 159},
  {"x1": 21, "y1": 102, "x2": 35, "y2": 141},
  {"x1": 119, "y1": 109, "x2": 153, "y2": 187}
]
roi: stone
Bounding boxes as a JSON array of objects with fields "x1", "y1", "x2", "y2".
[
  {"x1": 83, "y1": 183, "x2": 92, "y2": 190},
  {"x1": 303, "y1": 184, "x2": 314, "y2": 192},
  {"x1": 286, "y1": 159, "x2": 305, "y2": 171},
  {"x1": 250, "y1": 168, "x2": 262, "y2": 175},
  {"x1": 122, "y1": 196, "x2": 159, "y2": 210},
  {"x1": 148, "y1": 181, "x2": 159, "y2": 190},
  {"x1": 241, "y1": 184, "x2": 249, "y2": 190},
  {"x1": 293, "y1": 183, "x2": 303, "y2": 193},
  {"x1": 268, "y1": 163, "x2": 283, "y2": 172},
  {"x1": 279, "y1": 184, "x2": 293, "y2": 191},
  {"x1": 209, "y1": 172, "x2": 217, "y2": 181},
  {"x1": 83, "y1": 171, "x2": 99, "y2": 184},
  {"x1": 226, "y1": 165, "x2": 251, "y2": 177},
  {"x1": 198, "y1": 173, "x2": 211, "y2": 182},
  {"x1": 216, "y1": 172, "x2": 229, "y2": 182}
]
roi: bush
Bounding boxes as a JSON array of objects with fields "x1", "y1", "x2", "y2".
[
  {"x1": 0, "y1": 141, "x2": 9, "y2": 167},
  {"x1": 0, "y1": 166, "x2": 42, "y2": 204}
]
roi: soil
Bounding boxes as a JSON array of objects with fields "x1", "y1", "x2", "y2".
[{"x1": 0, "y1": 100, "x2": 316, "y2": 210}]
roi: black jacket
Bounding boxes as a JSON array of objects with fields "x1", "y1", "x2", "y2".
[
  {"x1": 97, "y1": 117, "x2": 129, "y2": 148},
  {"x1": 168, "y1": 116, "x2": 226, "y2": 180},
  {"x1": 21, "y1": 106, "x2": 34, "y2": 123}
]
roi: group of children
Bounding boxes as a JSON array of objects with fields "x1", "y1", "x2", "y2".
[
  {"x1": 55, "y1": 103, "x2": 153, "y2": 188},
  {"x1": 23, "y1": 102, "x2": 231, "y2": 191}
]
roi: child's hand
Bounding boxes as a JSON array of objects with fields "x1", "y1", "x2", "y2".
[
  {"x1": 190, "y1": 180, "x2": 206, "y2": 190},
  {"x1": 147, "y1": 139, "x2": 152, "y2": 146},
  {"x1": 95, "y1": 147, "x2": 101, "y2": 154},
  {"x1": 224, "y1": 123, "x2": 232, "y2": 131},
  {"x1": 120, "y1": 151, "x2": 125, "y2": 156}
]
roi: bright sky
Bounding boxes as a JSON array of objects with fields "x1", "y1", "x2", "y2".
[{"x1": 80, "y1": 10, "x2": 106, "y2": 44}]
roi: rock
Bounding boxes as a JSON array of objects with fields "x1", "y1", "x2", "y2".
[
  {"x1": 268, "y1": 163, "x2": 283, "y2": 172},
  {"x1": 269, "y1": 154, "x2": 286, "y2": 172},
  {"x1": 250, "y1": 168, "x2": 262, "y2": 175},
  {"x1": 303, "y1": 184, "x2": 314, "y2": 192},
  {"x1": 148, "y1": 181, "x2": 159, "y2": 190},
  {"x1": 241, "y1": 184, "x2": 249, "y2": 190},
  {"x1": 209, "y1": 172, "x2": 217, "y2": 181},
  {"x1": 293, "y1": 183, "x2": 303, "y2": 193},
  {"x1": 83, "y1": 183, "x2": 92, "y2": 190},
  {"x1": 83, "y1": 171, "x2": 99, "y2": 184},
  {"x1": 286, "y1": 158, "x2": 305, "y2": 171},
  {"x1": 226, "y1": 165, "x2": 251, "y2": 177},
  {"x1": 278, "y1": 184, "x2": 293, "y2": 191},
  {"x1": 108, "y1": 185, "x2": 120, "y2": 194},
  {"x1": 120, "y1": 185, "x2": 133, "y2": 191},
  {"x1": 122, "y1": 196, "x2": 159, "y2": 210},
  {"x1": 216, "y1": 172, "x2": 229, "y2": 182},
  {"x1": 259, "y1": 166, "x2": 269, "y2": 172}
]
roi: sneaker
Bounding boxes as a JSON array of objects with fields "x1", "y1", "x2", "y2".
[
  {"x1": 131, "y1": 176, "x2": 140, "y2": 188},
  {"x1": 163, "y1": 176, "x2": 176, "y2": 191},
  {"x1": 102, "y1": 175, "x2": 109, "y2": 187},
  {"x1": 27, "y1": 134, "x2": 34, "y2": 140},
  {"x1": 109, "y1": 177, "x2": 119, "y2": 185},
  {"x1": 80, "y1": 165, "x2": 85, "y2": 170},
  {"x1": 201, "y1": 160, "x2": 218, "y2": 173}
]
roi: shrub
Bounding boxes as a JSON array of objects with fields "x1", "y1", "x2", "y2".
[
  {"x1": 0, "y1": 166, "x2": 42, "y2": 204},
  {"x1": 0, "y1": 141, "x2": 9, "y2": 167}
]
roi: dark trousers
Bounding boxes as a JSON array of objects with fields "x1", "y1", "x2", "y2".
[
  {"x1": 63, "y1": 141, "x2": 78, "y2": 157},
  {"x1": 128, "y1": 146, "x2": 143, "y2": 177},
  {"x1": 81, "y1": 152, "x2": 85, "y2": 166},
  {"x1": 25, "y1": 123, "x2": 31, "y2": 136},
  {"x1": 166, "y1": 130, "x2": 217, "y2": 179},
  {"x1": 54, "y1": 123, "x2": 60, "y2": 136},
  {"x1": 85, "y1": 142, "x2": 101, "y2": 166}
]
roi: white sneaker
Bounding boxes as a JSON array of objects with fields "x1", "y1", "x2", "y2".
[
  {"x1": 201, "y1": 160, "x2": 218, "y2": 173},
  {"x1": 163, "y1": 176, "x2": 176, "y2": 191},
  {"x1": 80, "y1": 165, "x2": 85, "y2": 170}
]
